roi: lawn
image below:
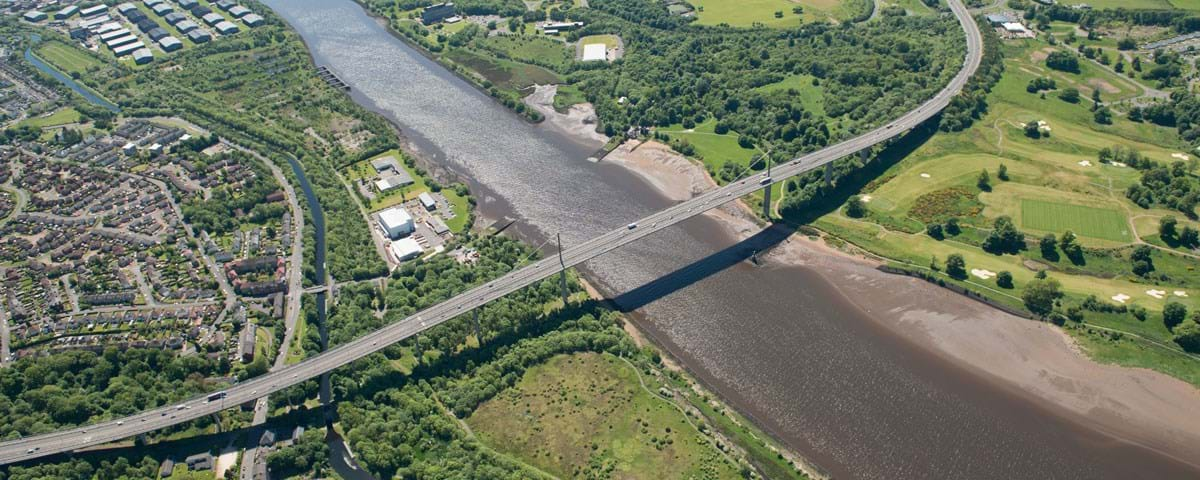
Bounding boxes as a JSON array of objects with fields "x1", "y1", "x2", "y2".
[
  {"x1": 577, "y1": 34, "x2": 620, "y2": 50},
  {"x1": 36, "y1": 40, "x2": 105, "y2": 75},
  {"x1": 659, "y1": 118, "x2": 759, "y2": 171},
  {"x1": 1020, "y1": 199, "x2": 1132, "y2": 242},
  {"x1": 18, "y1": 107, "x2": 81, "y2": 128},
  {"x1": 690, "y1": 0, "x2": 841, "y2": 25},
  {"x1": 552, "y1": 84, "x2": 587, "y2": 111},
  {"x1": 468, "y1": 352, "x2": 742, "y2": 479}
]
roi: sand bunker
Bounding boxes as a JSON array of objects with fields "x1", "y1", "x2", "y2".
[
  {"x1": 971, "y1": 268, "x2": 996, "y2": 280},
  {"x1": 1112, "y1": 293, "x2": 1131, "y2": 303},
  {"x1": 1147, "y1": 289, "x2": 1166, "y2": 299},
  {"x1": 1175, "y1": 291, "x2": 1189, "y2": 298},
  {"x1": 920, "y1": 173, "x2": 931, "y2": 178},
  {"x1": 1112, "y1": 162, "x2": 1128, "y2": 168},
  {"x1": 861, "y1": 194, "x2": 873, "y2": 203},
  {"x1": 1078, "y1": 160, "x2": 1092, "y2": 167},
  {"x1": 1172, "y1": 153, "x2": 1190, "y2": 161}
]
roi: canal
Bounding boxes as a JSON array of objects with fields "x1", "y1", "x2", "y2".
[{"x1": 261, "y1": 1, "x2": 1200, "y2": 478}]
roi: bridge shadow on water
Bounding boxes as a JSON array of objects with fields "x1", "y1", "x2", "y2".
[{"x1": 610, "y1": 223, "x2": 795, "y2": 313}]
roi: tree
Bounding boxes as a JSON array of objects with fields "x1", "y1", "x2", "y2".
[
  {"x1": 1160, "y1": 215, "x2": 1178, "y2": 239},
  {"x1": 1046, "y1": 51, "x2": 1081, "y2": 73},
  {"x1": 845, "y1": 196, "x2": 867, "y2": 218},
  {"x1": 1131, "y1": 245, "x2": 1154, "y2": 276},
  {"x1": 1164, "y1": 302, "x2": 1188, "y2": 330},
  {"x1": 977, "y1": 169, "x2": 991, "y2": 191},
  {"x1": 1094, "y1": 107, "x2": 1113, "y2": 124},
  {"x1": 1023, "y1": 278, "x2": 1063, "y2": 317},
  {"x1": 1117, "y1": 37, "x2": 1136, "y2": 50},
  {"x1": 945, "y1": 217, "x2": 961, "y2": 235},
  {"x1": 983, "y1": 216, "x2": 1025, "y2": 254},
  {"x1": 998, "y1": 163, "x2": 1009, "y2": 181},
  {"x1": 1180, "y1": 226, "x2": 1199, "y2": 248},
  {"x1": 1040, "y1": 233, "x2": 1059, "y2": 261},
  {"x1": 946, "y1": 254, "x2": 967, "y2": 280},
  {"x1": 1173, "y1": 320, "x2": 1200, "y2": 353},
  {"x1": 996, "y1": 271, "x2": 1014, "y2": 289},
  {"x1": 926, "y1": 222, "x2": 944, "y2": 239},
  {"x1": 1023, "y1": 121, "x2": 1042, "y2": 139},
  {"x1": 1060, "y1": 230, "x2": 1083, "y2": 263},
  {"x1": 1059, "y1": 87, "x2": 1081, "y2": 103}
]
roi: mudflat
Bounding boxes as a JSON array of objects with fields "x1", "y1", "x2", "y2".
[{"x1": 608, "y1": 138, "x2": 1200, "y2": 470}]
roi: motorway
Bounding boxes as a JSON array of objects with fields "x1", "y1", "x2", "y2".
[{"x1": 0, "y1": 0, "x2": 981, "y2": 465}]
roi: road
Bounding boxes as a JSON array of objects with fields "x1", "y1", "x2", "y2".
[{"x1": 0, "y1": 0, "x2": 981, "y2": 465}]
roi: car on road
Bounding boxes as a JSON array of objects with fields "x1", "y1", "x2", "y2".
[{"x1": 627, "y1": 223, "x2": 637, "y2": 229}]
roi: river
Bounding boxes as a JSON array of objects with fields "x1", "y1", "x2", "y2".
[{"x1": 260, "y1": 1, "x2": 1200, "y2": 478}]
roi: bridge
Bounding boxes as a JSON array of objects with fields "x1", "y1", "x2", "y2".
[{"x1": 0, "y1": 0, "x2": 982, "y2": 465}]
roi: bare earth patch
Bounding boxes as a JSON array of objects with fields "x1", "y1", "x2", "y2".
[
  {"x1": 1088, "y1": 78, "x2": 1120, "y2": 94},
  {"x1": 523, "y1": 84, "x2": 608, "y2": 147}
]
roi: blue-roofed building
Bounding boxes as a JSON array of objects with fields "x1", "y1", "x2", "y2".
[
  {"x1": 132, "y1": 48, "x2": 154, "y2": 65},
  {"x1": 242, "y1": 13, "x2": 264, "y2": 27},
  {"x1": 187, "y1": 29, "x2": 212, "y2": 43},
  {"x1": 215, "y1": 21, "x2": 239, "y2": 35},
  {"x1": 23, "y1": 11, "x2": 47, "y2": 22},
  {"x1": 158, "y1": 36, "x2": 182, "y2": 51}
]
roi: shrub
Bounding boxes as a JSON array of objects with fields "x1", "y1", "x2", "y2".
[
  {"x1": 946, "y1": 254, "x2": 967, "y2": 280},
  {"x1": 996, "y1": 271, "x2": 1013, "y2": 289}
]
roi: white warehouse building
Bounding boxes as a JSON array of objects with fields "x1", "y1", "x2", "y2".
[
  {"x1": 378, "y1": 207, "x2": 415, "y2": 239},
  {"x1": 390, "y1": 238, "x2": 424, "y2": 262}
]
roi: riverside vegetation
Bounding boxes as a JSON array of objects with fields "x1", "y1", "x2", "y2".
[{"x1": 0, "y1": 5, "x2": 811, "y2": 479}]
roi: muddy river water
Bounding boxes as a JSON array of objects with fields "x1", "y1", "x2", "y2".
[{"x1": 260, "y1": 1, "x2": 1200, "y2": 477}]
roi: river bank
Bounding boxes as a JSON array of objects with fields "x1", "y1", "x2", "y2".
[{"x1": 604, "y1": 136, "x2": 1200, "y2": 471}]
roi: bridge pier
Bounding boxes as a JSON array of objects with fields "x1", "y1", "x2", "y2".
[
  {"x1": 860, "y1": 148, "x2": 870, "y2": 164},
  {"x1": 557, "y1": 233, "x2": 569, "y2": 305},
  {"x1": 472, "y1": 309, "x2": 481, "y2": 343},
  {"x1": 762, "y1": 183, "x2": 772, "y2": 220},
  {"x1": 824, "y1": 163, "x2": 833, "y2": 188}
]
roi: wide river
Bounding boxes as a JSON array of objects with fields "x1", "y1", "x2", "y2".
[{"x1": 261, "y1": 1, "x2": 1197, "y2": 477}]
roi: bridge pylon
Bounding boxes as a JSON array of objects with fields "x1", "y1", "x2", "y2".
[
  {"x1": 762, "y1": 155, "x2": 773, "y2": 220},
  {"x1": 557, "y1": 233, "x2": 569, "y2": 305}
]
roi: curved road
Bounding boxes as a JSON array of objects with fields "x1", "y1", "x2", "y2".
[{"x1": 0, "y1": 0, "x2": 982, "y2": 465}]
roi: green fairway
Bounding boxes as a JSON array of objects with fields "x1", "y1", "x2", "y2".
[
  {"x1": 660, "y1": 119, "x2": 759, "y2": 171},
  {"x1": 468, "y1": 353, "x2": 742, "y2": 479},
  {"x1": 1020, "y1": 199, "x2": 1132, "y2": 242},
  {"x1": 36, "y1": 41, "x2": 104, "y2": 75}
]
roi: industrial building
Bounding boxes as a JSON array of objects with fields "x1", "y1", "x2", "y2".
[
  {"x1": 179, "y1": 0, "x2": 198, "y2": 8},
  {"x1": 147, "y1": 28, "x2": 169, "y2": 41},
  {"x1": 228, "y1": 5, "x2": 250, "y2": 17},
  {"x1": 80, "y1": 5, "x2": 108, "y2": 18},
  {"x1": 187, "y1": 29, "x2": 212, "y2": 43},
  {"x1": 242, "y1": 13, "x2": 263, "y2": 27},
  {"x1": 23, "y1": 11, "x2": 47, "y2": 22},
  {"x1": 79, "y1": 16, "x2": 112, "y2": 30},
  {"x1": 215, "y1": 21, "x2": 239, "y2": 35},
  {"x1": 176, "y1": 20, "x2": 199, "y2": 32},
  {"x1": 100, "y1": 28, "x2": 132, "y2": 41},
  {"x1": 151, "y1": 3, "x2": 172, "y2": 16},
  {"x1": 421, "y1": 2, "x2": 455, "y2": 25},
  {"x1": 132, "y1": 48, "x2": 154, "y2": 64},
  {"x1": 419, "y1": 192, "x2": 437, "y2": 210},
  {"x1": 372, "y1": 155, "x2": 402, "y2": 173},
  {"x1": 113, "y1": 41, "x2": 146, "y2": 57},
  {"x1": 96, "y1": 22, "x2": 123, "y2": 34},
  {"x1": 106, "y1": 34, "x2": 141, "y2": 48},
  {"x1": 202, "y1": 12, "x2": 224, "y2": 25},
  {"x1": 378, "y1": 207, "x2": 415, "y2": 239},
  {"x1": 390, "y1": 238, "x2": 424, "y2": 262},
  {"x1": 581, "y1": 43, "x2": 606, "y2": 62},
  {"x1": 163, "y1": 12, "x2": 187, "y2": 24},
  {"x1": 158, "y1": 36, "x2": 182, "y2": 51},
  {"x1": 375, "y1": 173, "x2": 414, "y2": 193},
  {"x1": 117, "y1": 3, "x2": 138, "y2": 15},
  {"x1": 216, "y1": 0, "x2": 236, "y2": 10},
  {"x1": 55, "y1": 5, "x2": 78, "y2": 19}
]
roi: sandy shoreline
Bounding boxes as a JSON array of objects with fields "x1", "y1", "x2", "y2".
[{"x1": 603, "y1": 138, "x2": 1200, "y2": 470}]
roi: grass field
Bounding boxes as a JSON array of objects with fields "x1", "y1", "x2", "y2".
[
  {"x1": 552, "y1": 84, "x2": 587, "y2": 111},
  {"x1": 17, "y1": 107, "x2": 81, "y2": 129},
  {"x1": 445, "y1": 49, "x2": 561, "y2": 90},
  {"x1": 660, "y1": 118, "x2": 759, "y2": 170},
  {"x1": 480, "y1": 35, "x2": 572, "y2": 71},
  {"x1": 690, "y1": 0, "x2": 830, "y2": 26},
  {"x1": 468, "y1": 353, "x2": 742, "y2": 479},
  {"x1": 578, "y1": 34, "x2": 620, "y2": 50},
  {"x1": 1020, "y1": 199, "x2": 1132, "y2": 242},
  {"x1": 36, "y1": 41, "x2": 105, "y2": 75},
  {"x1": 753, "y1": 74, "x2": 825, "y2": 116}
]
